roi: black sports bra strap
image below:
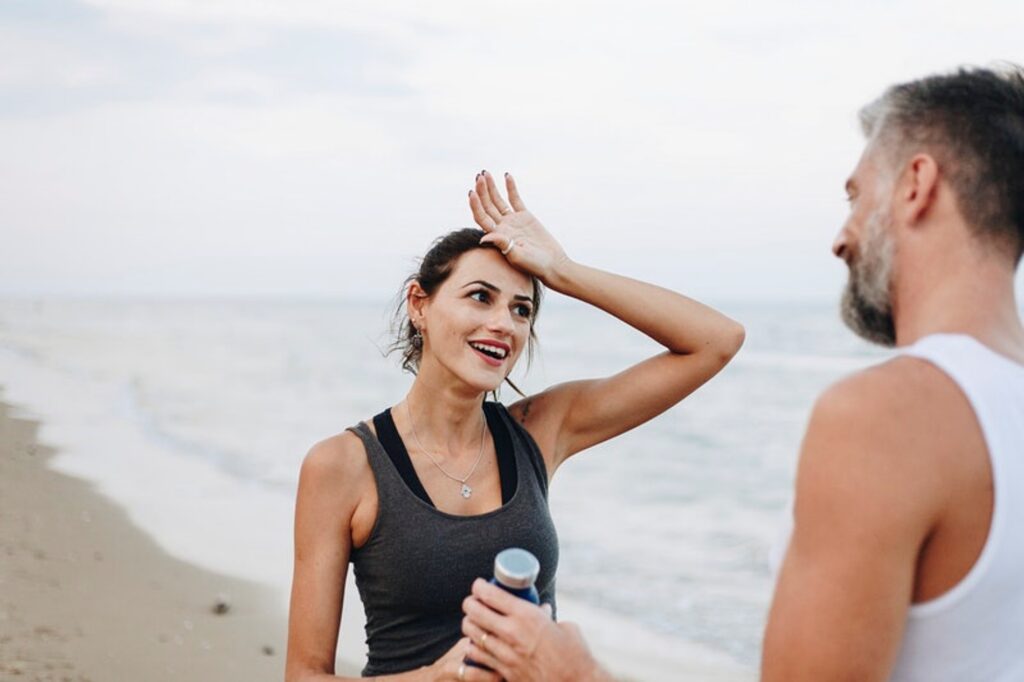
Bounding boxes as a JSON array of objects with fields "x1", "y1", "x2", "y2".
[
  {"x1": 485, "y1": 402, "x2": 517, "y2": 504},
  {"x1": 373, "y1": 409, "x2": 434, "y2": 506}
]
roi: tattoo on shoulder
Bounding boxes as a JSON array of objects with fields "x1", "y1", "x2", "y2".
[{"x1": 518, "y1": 399, "x2": 533, "y2": 425}]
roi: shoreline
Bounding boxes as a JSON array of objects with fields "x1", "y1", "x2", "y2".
[{"x1": 0, "y1": 398, "x2": 289, "y2": 680}]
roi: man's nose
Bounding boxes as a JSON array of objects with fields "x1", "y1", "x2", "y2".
[{"x1": 832, "y1": 228, "x2": 850, "y2": 261}]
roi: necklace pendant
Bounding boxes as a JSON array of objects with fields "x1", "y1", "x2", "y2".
[{"x1": 461, "y1": 484, "x2": 472, "y2": 499}]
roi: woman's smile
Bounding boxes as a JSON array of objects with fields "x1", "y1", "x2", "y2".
[{"x1": 468, "y1": 338, "x2": 511, "y2": 367}]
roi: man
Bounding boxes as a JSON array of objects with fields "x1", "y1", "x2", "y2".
[{"x1": 460, "y1": 64, "x2": 1024, "y2": 681}]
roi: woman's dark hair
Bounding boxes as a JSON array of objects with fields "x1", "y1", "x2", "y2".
[{"x1": 389, "y1": 228, "x2": 543, "y2": 395}]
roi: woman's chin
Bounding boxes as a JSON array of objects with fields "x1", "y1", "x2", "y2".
[
  {"x1": 462, "y1": 370, "x2": 508, "y2": 396},
  {"x1": 474, "y1": 377, "x2": 506, "y2": 395}
]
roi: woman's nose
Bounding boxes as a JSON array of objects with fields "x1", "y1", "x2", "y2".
[{"x1": 487, "y1": 306, "x2": 515, "y2": 333}]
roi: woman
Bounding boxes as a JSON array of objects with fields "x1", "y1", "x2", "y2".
[{"x1": 285, "y1": 171, "x2": 745, "y2": 681}]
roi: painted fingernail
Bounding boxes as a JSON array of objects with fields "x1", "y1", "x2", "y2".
[
  {"x1": 481, "y1": 169, "x2": 487, "y2": 176},
  {"x1": 504, "y1": 172, "x2": 509, "y2": 177}
]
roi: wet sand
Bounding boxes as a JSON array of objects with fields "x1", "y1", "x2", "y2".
[{"x1": 0, "y1": 399, "x2": 287, "y2": 680}]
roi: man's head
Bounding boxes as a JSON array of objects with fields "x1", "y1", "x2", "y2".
[{"x1": 834, "y1": 64, "x2": 1024, "y2": 346}]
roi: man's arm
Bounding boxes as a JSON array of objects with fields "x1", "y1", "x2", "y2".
[{"x1": 762, "y1": 364, "x2": 940, "y2": 682}]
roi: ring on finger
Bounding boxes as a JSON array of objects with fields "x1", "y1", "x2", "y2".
[
  {"x1": 500, "y1": 207, "x2": 513, "y2": 215},
  {"x1": 500, "y1": 238, "x2": 516, "y2": 256},
  {"x1": 458, "y1": 662, "x2": 466, "y2": 681},
  {"x1": 480, "y1": 632, "x2": 490, "y2": 652}
]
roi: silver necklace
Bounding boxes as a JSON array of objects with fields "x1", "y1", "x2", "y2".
[{"x1": 405, "y1": 400, "x2": 487, "y2": 499}]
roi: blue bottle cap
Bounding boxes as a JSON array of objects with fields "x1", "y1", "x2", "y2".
[{"x1": 494, "y1": 547, "x2": 540, "y2": 589}]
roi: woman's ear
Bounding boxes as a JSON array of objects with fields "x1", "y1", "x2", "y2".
[{"x1": 407, "y1": 281, "x2": 429, "y2": 330}]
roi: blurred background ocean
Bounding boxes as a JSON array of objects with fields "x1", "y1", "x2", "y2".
[{"x1": 0, "y1": 295, "x2": 891, "y2": 676}]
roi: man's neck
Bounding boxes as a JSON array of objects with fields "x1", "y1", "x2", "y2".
[{"x1": 893, "y1": 249, "x2": 1024, "y2": 362}]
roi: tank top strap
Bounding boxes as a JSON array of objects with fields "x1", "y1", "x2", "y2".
[
  {"x1": 489, "y1": 402, "x2": 551, "y2": 499},
  {"x1": 346, "y1": 421, "x2": 408, "y2": 504}
]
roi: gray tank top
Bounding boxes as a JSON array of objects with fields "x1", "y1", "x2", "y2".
[{"x1": 346, "y1": 401, "x2": 559, "y2": 677}]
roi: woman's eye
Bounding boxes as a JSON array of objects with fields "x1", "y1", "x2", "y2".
[
  {"x1": 469, "y1": 290, "x2": 489, "y2": 303},
  {"x1": 514, "y1": 304, "x2": 533, "y2": 318}
]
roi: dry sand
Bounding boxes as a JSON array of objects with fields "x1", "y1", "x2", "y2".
[{"x1": 0, "y1": 399, "x2": 287, "y2": 681}]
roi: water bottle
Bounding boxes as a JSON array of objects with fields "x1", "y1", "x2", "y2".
[
  {"x1": 466, "y1": 548, "x2": 541, "y2": 670},
  {"x1": 491, "y1": 547, "x2": 541, "y2": 603}
]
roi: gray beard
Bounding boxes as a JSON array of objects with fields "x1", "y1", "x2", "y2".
[
  {"x1": 841, "y1": 278, "x2": 896, "y2": 346},
  {"x1": 839, "y1": 209, "x2": 897, "y2": 347}
]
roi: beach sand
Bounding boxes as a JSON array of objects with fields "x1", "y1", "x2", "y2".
[{"x1": 0, "y1": 399, "x2": 288, "y2": 681}]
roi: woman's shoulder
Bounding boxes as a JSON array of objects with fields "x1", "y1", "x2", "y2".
[{"x1": 299, "y1": 424, "x2": 375, "y2": 498}]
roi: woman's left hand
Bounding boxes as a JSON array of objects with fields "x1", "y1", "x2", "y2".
[{"x1": 469, "y1": 171, "x2": 569, "y2": 285}]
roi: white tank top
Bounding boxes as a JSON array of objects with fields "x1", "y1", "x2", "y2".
[{"x1": 887, "y1": 333, "x2": 1024, "y2": 681}]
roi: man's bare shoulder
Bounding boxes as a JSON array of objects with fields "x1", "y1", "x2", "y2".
[
  {"x1": 814, "y1": 355, "x2": 953, "y2": 421},
  {"x1": 795, "y1": 356, "x2": 962, "y2": 536}
]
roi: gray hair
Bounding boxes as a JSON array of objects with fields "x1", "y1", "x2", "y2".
[{"x1": 858, "y1": 64, "x2": 1024, "y2": 260}]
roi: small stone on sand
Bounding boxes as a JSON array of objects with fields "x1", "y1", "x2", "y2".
[{"x1": 211, "y1": 593, "x2": 231, "y2": 615}]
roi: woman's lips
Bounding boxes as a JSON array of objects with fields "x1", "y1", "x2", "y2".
[{"x1": 469, "y1": 343, "x2": 506, "y2": 367}]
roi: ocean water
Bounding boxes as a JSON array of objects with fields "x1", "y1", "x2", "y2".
[{"x1": 0, "y1": 296, "x2": 890, "y2": 677}]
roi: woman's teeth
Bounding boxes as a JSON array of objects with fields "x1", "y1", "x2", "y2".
[{"x1": 469, "y1": 342, "x2": 507, "y2": 359}]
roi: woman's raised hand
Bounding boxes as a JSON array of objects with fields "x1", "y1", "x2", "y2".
[{"x1": 469, "y1": 171, "x2": 569, "y2": 285}]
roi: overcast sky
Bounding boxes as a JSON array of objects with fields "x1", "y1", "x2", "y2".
[{"x1": 2, "y1": 0, "x2": 1023, "y2": 302}]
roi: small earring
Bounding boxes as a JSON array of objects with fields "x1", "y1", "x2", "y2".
[{"x1": 411, "y1": 327, "x2": 423, "y2": 350}]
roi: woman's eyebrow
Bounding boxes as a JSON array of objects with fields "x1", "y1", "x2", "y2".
[
  {"x1": 462, "y1": 279, "x2": 499, "y2": 291},
  {"x1": 462, "y1": 280, "x2": 532, "y2": 302}
]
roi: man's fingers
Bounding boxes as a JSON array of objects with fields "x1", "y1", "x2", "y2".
[
  {"x1": 505, "y1": 173, "x2": 527, "y2": 211},
  {"x1": 468, "y1": 191, "x2": 497, "y2": 231}
]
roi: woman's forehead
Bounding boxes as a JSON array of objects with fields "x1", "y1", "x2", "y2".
[{"x1": 446, "y1": 249, "x2": 533, "y2": 297}]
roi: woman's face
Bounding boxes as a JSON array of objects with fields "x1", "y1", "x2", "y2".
[{"x1": 413, "y1": 248, "x2": 535, "y2": 393}]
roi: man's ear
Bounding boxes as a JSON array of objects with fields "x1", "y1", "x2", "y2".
[{"x1": 900, "y1": 153, "x2": 940, "y2": 227}]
